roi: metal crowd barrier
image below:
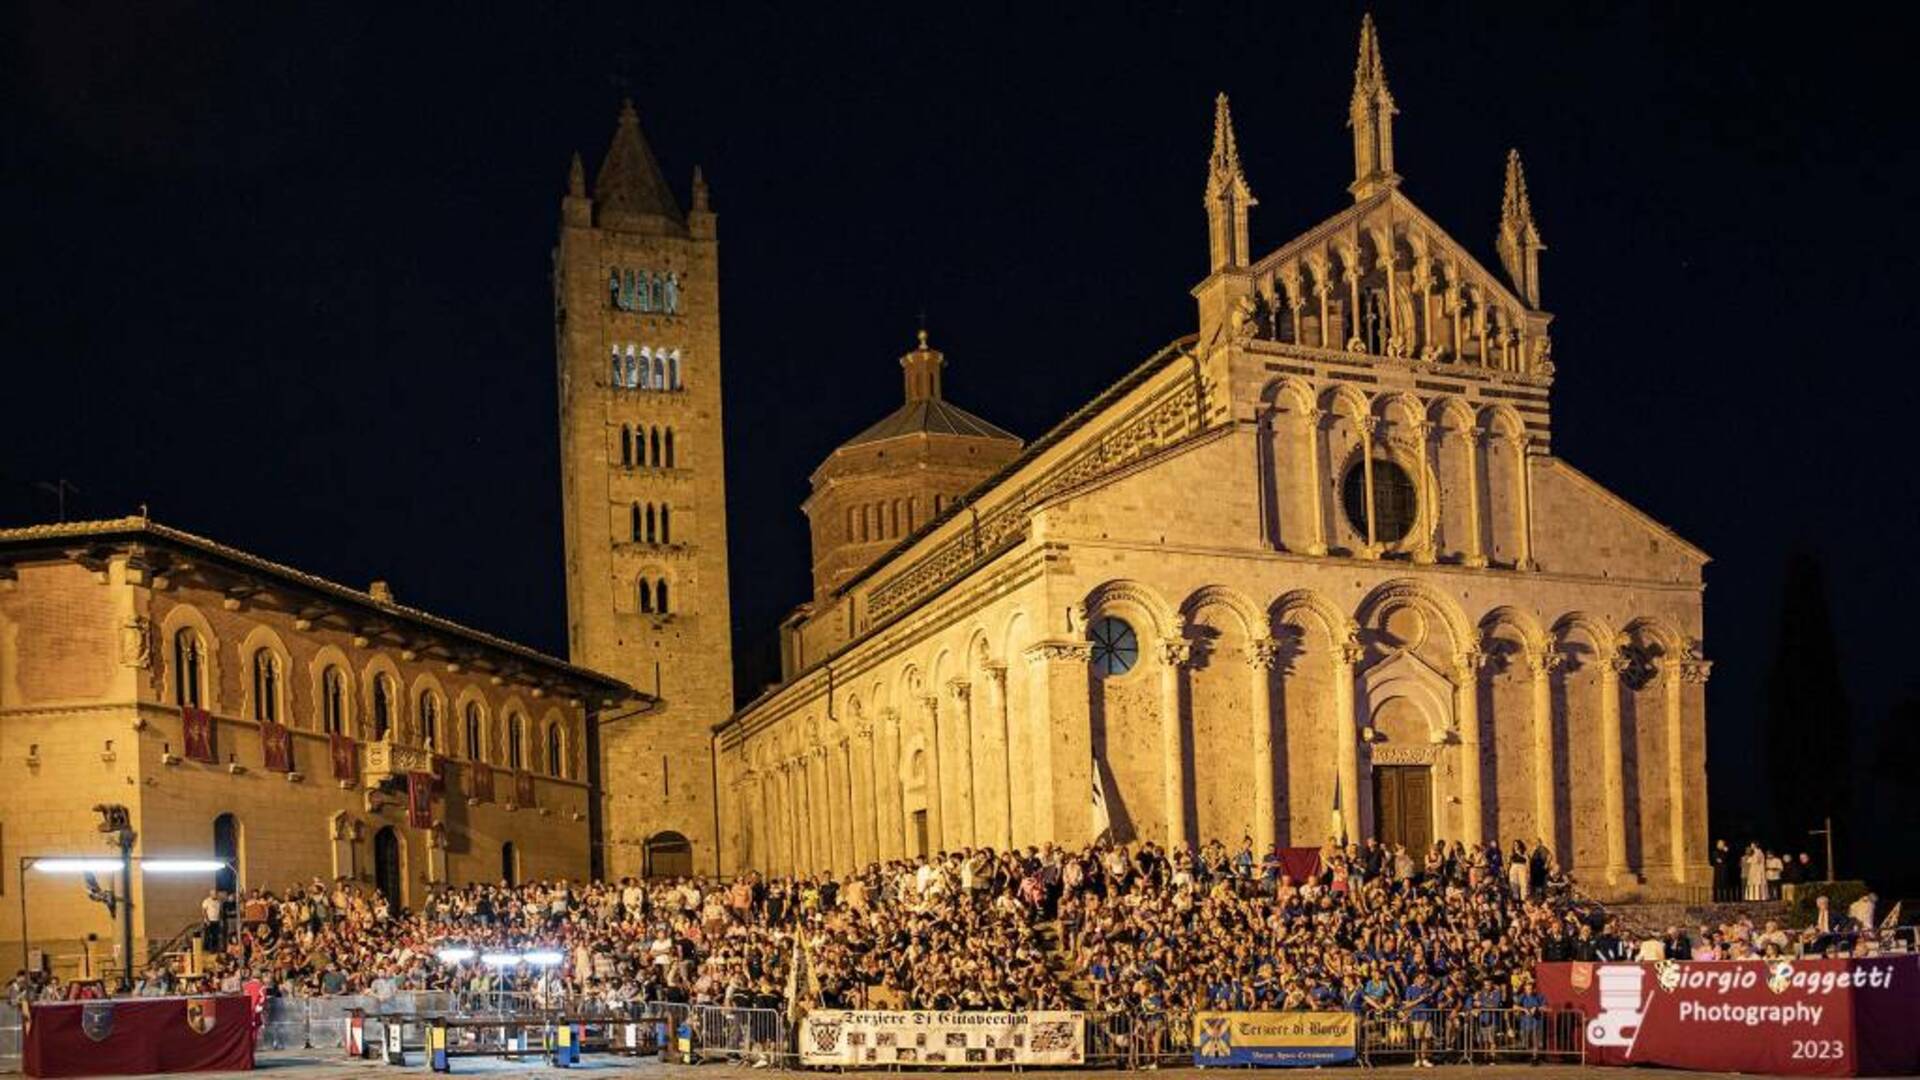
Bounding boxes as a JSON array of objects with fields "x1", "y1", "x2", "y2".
[
  {"x1": 0, "y1": 1002, "x2": 20, "y2": 1071},
  {"x1": 1359, "y1": 1008, "x2": 1584, "y2": 1066},
  {"x1": 1085, "y1": 1008, "x2": 1196, "y2": 1070},
  {"x1": 642, "y1": 1000, "x2": 788, "y2": 1065}
]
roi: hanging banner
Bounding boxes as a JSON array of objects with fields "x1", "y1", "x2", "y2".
[
  {"x1": 471, "y1": 762, "x2": 494, "y2": 803},
  {"x1": 259, "y1": 722, "x2": 292, "y2": 774},
  {"x1": 182, "y1": 707, "x2": 217, "y2": 764},
  {"x1": 514, "y1": 770, "x2": 536, "y2": 809},
  {"x1": 329, "y1": 733, "x2": 358, "y2": 782},
  {"x1": 407, "y1": 771, "x2": 434, "y2": 829},
  {"x1": 1193, "y1": 1011, "x2": 1357, "y2": 1067},
  {"x1": 1537, "y1": 957, "x2": 1920, "y2": 1077},
  {"x1": 800, "y1": 1010, "x2": 1084, "y2": 1068}
]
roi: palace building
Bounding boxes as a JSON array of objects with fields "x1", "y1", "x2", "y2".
[
  {"x1": 0, "y1": 517, "x2": 637, "y2": 972},
  {"x1": 711, "y1": 17, "x2": 1712, "y2": 899}
]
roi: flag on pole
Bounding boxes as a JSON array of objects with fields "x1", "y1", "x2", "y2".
[
  {"x1": 1881, "y1": 901, "x2": 1902, "y2": 930},
  {"x1": 1330, "y1": 776, "x2": 1347, "y2": 845},
  {"x1": 1090, "y1": 758, "x2": 1113, "y2": 840}
]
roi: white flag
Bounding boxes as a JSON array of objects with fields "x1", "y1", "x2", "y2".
[{"x1": 1090, "y1": 758, "x2": 1112, "y2": 839}]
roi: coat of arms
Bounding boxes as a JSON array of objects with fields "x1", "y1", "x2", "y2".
[
  {"x1": 1196, "y1": 1015, "x2": 1234, "y2": 1059},
  {"x1": 186, "y1": 998, "x2": 217, "y2": 1035},
  {"x1": 81, "y1": 1001, "x2": 114, "y2": 1042}
]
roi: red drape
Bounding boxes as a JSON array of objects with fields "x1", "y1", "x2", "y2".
[
  {"x1": 329, "y1": 733, "x2": 358, "y2": 782},
  {"x1": 472, "y1": 761, "x2": 494, "y2": 802},
  {"x1": 407, "y1": 771, "x2": 434, "y2": 828},
  {"x1": 181, "y1": 707, "x2": 216, "y2": 764},
  {"x1": 24, "y1": 995, "x2": 254, "y2": 1076},
  {"x1": 259, "y1": 722, "x2": 292, "y2": 773}
]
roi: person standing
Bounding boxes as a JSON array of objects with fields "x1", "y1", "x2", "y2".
[
  {"x1": 1741, "y1": 843, "x2": 1767, "y2": 901},
  {"x1": 1711, "y1": 839, "x2": 1734, "y2": 902}
]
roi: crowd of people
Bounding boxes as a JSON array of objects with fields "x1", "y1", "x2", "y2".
[
  {"x1": 1711, "y1": 838, "x2": 1824, "y2": 902},
  {"x1": 3, "y1": 835, "x2": 1895, "y2": 1018}
]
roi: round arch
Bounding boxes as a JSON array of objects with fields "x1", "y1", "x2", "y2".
[{"x1": 158, "y1": 603, "x2": 224, "y2": 712}]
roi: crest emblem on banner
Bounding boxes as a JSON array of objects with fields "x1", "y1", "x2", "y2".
[
  {"x1": 1767, "y1": 961, "x2": 1795, "y2": 995},
  {"x1": 1196, "y1": 1016, "x2": 1233, "y2": 1058},
  {"x1": 81, "y1": 1001, "x2": 114, "y2": 1042},
  {"x1": 186, "y1": 998, "x2": 217, "y2": 1034},
  {"x1": 810, "y1": 1020, "x2": 842, "y2": 1054}
]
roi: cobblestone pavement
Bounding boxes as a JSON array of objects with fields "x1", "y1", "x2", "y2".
[{"x1": 84, "y1": 1051, "x2": 1727, "y2": 1080}]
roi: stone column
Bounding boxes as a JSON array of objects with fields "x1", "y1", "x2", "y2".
[
  {"x1": 813, "y1": 745, "x2": 833, "y2": 873},
  {"x1": 881, "y1": 707, "x2": 904, "y2": 859},
  {"x1": 839, "y1": 738, "x2": 856, "y2": 871},
  {"x1": 1358, "y1": 417, "x2": 1381, "y2": 558},
  {"x1": 984, "y1": 663, "x2": 1014, "y2": 851},
  {"x1": 1414, "y1": 421, "x2": 1438, "y2": 564},
  {"x1": 1025, "y1": 640, "x2": 1094, "y2": 844},
  {"x1": 1158, "y1": 641, "x2": 1191, "y2": 852},
  {"x1": 1453, "y1": 649, "x2": 1488, "y2": 846},
  {"x1": 1514, "y1": 434, "x2": 1537, "y2": 570},
  {"x1": 1526, "y1": 648, "x2": 1563, "y2": 862},
  {"x1": 1462, "y1": 427, "x2": 1488, "y2": 567},
  {"x1": 1247, "y1": 638, "x2": 1280, "y2": 853},
  {"x1": 948, "y1": 679, "x2": 977, "y2": 848},
  {"x1": 920, "y1": 694, "x2": 945, "y2": 854},
  {"x1": 1600, "y1": 649, "x2": 1631, "y2": 885},
  {"x1": 1334, "y1": 634, "x2": 1364, "y2": 843},
  {"x1": 1679, "y1": 655, "x2": 1712, "y2": 882},
  {"x1": 1303, "y1": 409, "x2": 1328, "y2": 556},
  {"x1": 857, "y1": 723, "x2": 877, "y2": 867}
]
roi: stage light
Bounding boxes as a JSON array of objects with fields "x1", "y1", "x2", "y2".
[
  {"x1": 140, "y1": 859, "x2": 228, "y2": 874},
  {"x1": 523, "y1": 950, "x2": 564, "y2": 967},
  {"x1": 480, "y1": 952, "x2": 522, "y2": 967},
  {"x1": 435, "y1": 947, "x2": 477, "y2": 964},
  {"x1": 32, "y1": 859, "x2": 123, "y2": 874}
]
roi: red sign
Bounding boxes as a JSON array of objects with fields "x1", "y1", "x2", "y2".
[
  {"x1": 514, "y1": 770, "x2": 536, "y2": 809},
  {"x1": 180, "y1": 706, "x2": 216, "y2": 764},
  {"x1": 471, "y1": 762, "x2": 494, "y2": 803},
  {"x1": 406, "y1": 771, "x2": 434, "y2": 829},
  {"x1": 259, "y1": 722, "x2": 292, "y2": 774},
  {"x1": 329, "y1": 734, "x2": 358, "y2": 782},
  {"x1": 1538, "y1": 957, "x2": 1920, "y2": 1077}
]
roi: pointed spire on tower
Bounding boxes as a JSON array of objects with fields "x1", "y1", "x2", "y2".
[
  {"x1": 690, "y1": 165, "x2": 710, "y2": 213},
  {"x1": 567, "y1": 151, "x2": 586, "y2": 197},
  {"x1": 1348, "y1": 13, "x2": 1401, "y2": 201},
  {"x1": 1497, "y1": 148, "x2": 1546, "y2": 306},
  {"x1": 1204, "y1": 93, "x2": 1257, "y2": 273},
  {"x1": 593, "y1": 99, "x2": 685, "y2": 232}
]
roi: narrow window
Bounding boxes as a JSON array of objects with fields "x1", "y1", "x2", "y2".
[
  {"x1": 653, "y1": 354, "x2": 666, "y2": 389},
  {"x1": 464, "y1": 702, "x2": 483, "y2": 760},
  {"x1": 611, "y1": 347, "x2": 622, "y2": 387},
  {"x1": 660, "y1": 504, "x2": 671, "y2": 545},
  {"x1": 669, "y1": 350, "x2": 682, "y2": 390},
  {"x1": 626, "y1": 269, "x2": 641, "y2": 311},
  {"x1": 609, "y1": 268, "x2": 621, "y2": 308},
  {"x1": 627, "y1": 346, "x2": 640, "y2": 389},
  {"x1": 858, "y1": 506, "x2": 869, "y2": 542},
  {"x1": 664, "y1": 273, "x2": 679, "y2": 314},
  {"x1": 891, "y1": 500, "x2": 902, "y2": 537},
  {"x1": 655, "y1": 579, "x2": 670, "y2": 614},
  {"x1": 173, "y1": 629, "x2": 204, "y2": 708},
  {"x1": 252, "y1": 649, "x2": 279, "y2": 724},
  {"x1": 638, "y1": 577, "x2": 653, "y2": 614},
  {"x1": 646, "y1": 503, "x2": 657, "y2": 544},
  {"x1": 418, "y1": 691, "x2": 439, "y2": 751},
  {"x1": 322, "y1": 665, "x2": 345, "y2": 734},
  {"x1": 664, "y1": 428, "x2": 675, "y2": 468},
  {"x1": 631, "y1": 502, "x2": 642, "y2": 541},
  {"x1": 846, "y1": 506, "x2": 856, "y2": 541},
  {"x1": 651, "y1": 272, "x2": 664, "y2": 311},
  {"x1": 650, "y1": 427, "x2": 662, "y2": 467},
  {"x1": 546, "y1": 723, "x2": 564, "y2": 779},
  {"x1": 372, "y1": 675, "x2": 392, "y2": 740},
  {"x1": 907, "y1": 498, "x2": 916, "y2": 532},
  {"x1": 508, "y1": 714, "x2": 524, "y2": 770},
  {"x1": 621, "y1": 426, "x2": 632, "y2": 467}
]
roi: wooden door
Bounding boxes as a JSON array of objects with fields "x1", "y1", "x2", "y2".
[{"x1": 1372, "y1": 766, "x2": 1433, "y2": 854}]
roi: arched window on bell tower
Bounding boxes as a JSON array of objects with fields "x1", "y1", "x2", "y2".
[
  {"x1": 664, "y1": 428, "x2": 675, "y2": 467},
  {"x1": 620, "y1": 426, "x2": 632, "y2": 467},
  {"x1": 630, "y1": 502, "x2": 642, "y2": 542}
]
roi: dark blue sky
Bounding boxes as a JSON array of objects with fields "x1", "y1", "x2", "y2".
[{"x1": 3, "y1": 3, "x2": 1913, "y2": 868}]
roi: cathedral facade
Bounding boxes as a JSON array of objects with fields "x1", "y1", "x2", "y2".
[{"x1": 711, "y1": 18, "x2": 1711, "y2": 899}]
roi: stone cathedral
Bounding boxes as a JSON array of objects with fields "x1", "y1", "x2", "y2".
[{"x1": 706, "y1": 17, "x2": 1712, "y2": 900}]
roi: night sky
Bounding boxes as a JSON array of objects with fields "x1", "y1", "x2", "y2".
[{"x1": 4, "y1": 4, "x2": 1914, "y2": 874}]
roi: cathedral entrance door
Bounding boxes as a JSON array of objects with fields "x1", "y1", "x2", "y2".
[{"x1": 1372, "y1": 765, "x2": 1433, "y2": 854}]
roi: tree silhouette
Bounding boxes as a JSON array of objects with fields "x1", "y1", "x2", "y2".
[{"x1": 1763, "y1": 550, "x2": 1850, "y2": 846}]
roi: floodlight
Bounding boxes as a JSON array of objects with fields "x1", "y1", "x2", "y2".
[
  {"x1": 480, "y1": 952, "x2": 522, "y2": 967},
  {"x1": 140, "y1": 859, "x2": 228, "y2": 874},
  {"x1": 33, "y1": 859, "x2": 123, "y2": 874},
  {"x1": 436, "y1": 947, "x2": 477, "y2": 964},
  {"x1": 523, "y1": 950, "x2": 564, "y2": 967}
]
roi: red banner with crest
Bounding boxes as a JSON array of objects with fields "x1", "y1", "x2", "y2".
[
  {"x1": 406, "y1": 771, "x2": 434, "y2": 829},
  {"x1": 329, "y1": 733, "x2": 357, "y2": 782},
  {"x1": 471, "y1": 761, "x2": 494, "y2": 803},
  {"x1": 181, "y1": 707, "x2": 216, "y2": 764},
  {"x1": 259, "y1": 722, "x2": 292, "y2": 774},
  {"x1": 514, "y1": 770, "x2": 536, "y2": 809}
]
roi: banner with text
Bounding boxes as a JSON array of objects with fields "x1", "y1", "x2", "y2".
[
  {"x1": 801, "y1": 1010, "x2": 1084, "y2": 1068},
  {"x1": 1193, "y1": 1011, "x2": 1356, "y2": 1067},
  {"x1": 1538, "y1": 957, "x2": 1920, "y2": 1077}
]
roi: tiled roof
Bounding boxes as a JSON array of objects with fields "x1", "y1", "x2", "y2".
[
  {"x1": 0, "y1": 516, "x2": 637, "y2": 699},
  {"x1": 840, "y1": 398, "x2": 1020, "y2": 448}
]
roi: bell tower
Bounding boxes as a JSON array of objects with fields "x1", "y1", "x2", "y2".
[{"x1": 555, "y1": 101, "x2": 734, "y2": 879}]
